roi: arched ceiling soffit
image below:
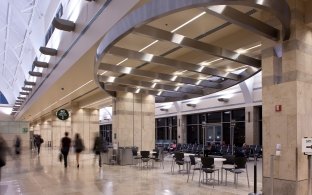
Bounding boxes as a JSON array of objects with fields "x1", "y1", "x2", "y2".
[{"x1": 94, "y1": 0, "x2": 291, "y2": 103}]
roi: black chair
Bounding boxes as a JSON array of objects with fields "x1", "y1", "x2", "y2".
[
  {"x1": 199, "y1": 156, "x2": 219, "y2": 187},
  {"x1": 172, "y1": 152, "x2": 185, "y2": 174},
  {"x1": 222, "y1": 155, "x2": 235, "y2": 184},
  {"x1": 229, "y1": 156, "x2": 249, "y2": 188},
  {"x1": 132, "y1": 147, "x2": 141, "y2": 166},
  {"x1": 187, "y1": 155, "x2": 201, "y2": 182},
  {"x1": 140, "y1": 151, "x2": 150, "y2": 168},
  {"x1": 151, "y1": 148, "x2": 164, "y2": 169}
]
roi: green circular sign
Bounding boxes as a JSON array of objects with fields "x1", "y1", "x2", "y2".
[{"x1": 56, "y1": 109, "x2": 69, "y2": 120}]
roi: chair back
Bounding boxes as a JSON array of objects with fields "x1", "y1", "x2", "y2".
[
  {"x1": 234, "y1": 156, "x2": 247, "y2": 169},
  {"x1": 132, "y1": 148, "x2": 138, "y2": 156},
  {"x1": 189, "y1": 155, "x2": 196, "y2": 165},
  {"x1": 174, "y1": 152, "x2": 184, "y2": 161},
  {"x1": 201, "y1": 156, "x2": 214, "y2": 169},
  {"x1": 223, "y1": 155, "x2": 235, "y2": 165},
  {"x1": 140, "y1": 151, "x2": 150, "y2": 158}
]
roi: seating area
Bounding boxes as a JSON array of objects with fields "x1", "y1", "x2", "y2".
[
  {"x1": 167, "y1": 144, "x2": 262, "y2": 159},
  {"x1": 129, "y1": 148, "x2": 261, "y2": 193}
]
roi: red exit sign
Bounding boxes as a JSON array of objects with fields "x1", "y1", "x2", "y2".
[{"x1": 275, "y1": 105, "x2": 282, "y2": 112}]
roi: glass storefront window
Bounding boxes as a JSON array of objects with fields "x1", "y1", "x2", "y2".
[
  {"x1": 187, "y1": 114, "x2": 198, "y2": 124},
  {"x1": 222, "y1": 111, "x2": 231, "y2": 122},
  {"x1": 232, "y1": 109, "x2": 245, "y2": 122},
  {"x1": 233, "y1": 122, "x2": 245, "y2": 146},
  {"x1": 157, "y1": 118, "x2": 166, "y2": 127},
  {"x1": 187, "y1": 125, "x2": 198, "y2": 144},
  {"x1": 207, "y1": 112, "x2": 221, "y2": 123}
]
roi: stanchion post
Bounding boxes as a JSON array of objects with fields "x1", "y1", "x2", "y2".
[
  {"x1": 309, "y1": 155, "x2": 311, "y2": 195},
  {"x1": 270, "y1": 155, "x2": 275, "y2": 195},
  {"x1": 254, "y1": 156, "x2": 257, "y2": 193}
]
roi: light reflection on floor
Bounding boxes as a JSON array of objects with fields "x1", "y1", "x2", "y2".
[{"x1": 0, "y1": 148, "x2": 262, "y2": 195}]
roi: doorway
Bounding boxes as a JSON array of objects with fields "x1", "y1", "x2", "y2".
[{"x1": 204, "y1": 124, "x2": 222, "y2": 145}]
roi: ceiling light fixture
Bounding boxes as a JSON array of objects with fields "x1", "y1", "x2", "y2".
[
  {"x1": 199, "y1": 58, "x2": 223, "y2": 66},
  {"x1": 116, "y1": 58, "x2": 128, "y2": 65},
  {"x1": 60, "y1": 80, "x2": 93, "y2": 101},
  {"x1": 160, "y1": 108, "x2": 169, "y2": 112},
  {"x1": 81, "y1": 98, "x2": 111, "y2": 109},
  {"x1": 171, "y1": 11, "x2": 206, "y2": 33},
  {"x1": 139, "y1": 40, "x2": 159, "y2": 52}
]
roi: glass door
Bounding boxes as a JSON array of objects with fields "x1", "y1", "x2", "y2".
[{"x1": 205, "y1": 124, "x2": 222, "y2": 145}]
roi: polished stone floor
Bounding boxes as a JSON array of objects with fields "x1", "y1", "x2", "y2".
[{"x1": 0, "y1": 148, "x2": 262, "y2": 195}]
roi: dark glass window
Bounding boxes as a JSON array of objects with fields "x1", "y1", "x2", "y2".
[
  {"x1": 187, "y1": 114, "x2": 198, "y2": 124},
  {"x1": 233, "y1": 122, "x2": 245, "y2": 146},
  {"x1": 199, "y1": 114, "x2": 207, "y2": 124},
  {"x1": 198, "y1": 125, "x2": 203, "y2": 144},
  {"x1": 157, "y1": 118, "x2": 166, "y2": 127},
  {"x1": 172, "y1": 116, "x2": 177, "y2": 126},
  {"x1": 172, "y1": 126, "x2": 177, "y2": 141},
  {"x1": 155, "y1": 116, "x2": 177, "y2": 141},
  {"x1": 99, "y1": 124, "x2": 112, "y2": 143},
  {"x1": 222, "y1": 123, "x2": 230, "y2": 145},
  {"x1": 157, "y1": 127, "x2": 166, "y2": 140},
  {"x1": 207, "y1": 112, "x2": 221, "y2": 123},
  {"x1": 187, "y1": 125, "x2": 198, "y2": 144},
  {"x1": 232, "y1": 109, "x2": 245, "y2": 122},
  {"x1": 222, "y1": 111, "x2": 231, "y2": 122}
]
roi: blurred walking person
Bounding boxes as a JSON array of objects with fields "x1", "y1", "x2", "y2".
[
  {"x1": 14, "y1": 135, "x2": 21, "y2": 156},
  {"x1": 93, "y1": 134, "x2": 105, "y2": 167},
  {"x1": 61, "y1": 132, "x2": 71, "y2": 168},
  {"x1": 74, "y1": 133, "x2": 84, "y2": 168},
  {"x1": 35, "y1": 135, "x2": 44, "y2": 156},
  {"x1": 0, "y1": 134, "x2": 11, "y2": 181}
]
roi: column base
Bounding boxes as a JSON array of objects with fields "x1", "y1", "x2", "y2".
[{"x1": 263, "y1": 177, "x2": 308, "y2": 195}]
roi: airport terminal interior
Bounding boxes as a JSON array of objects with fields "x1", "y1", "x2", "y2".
[{"x1": 0, "y1": 0, "x2": 311, "y2": 194}]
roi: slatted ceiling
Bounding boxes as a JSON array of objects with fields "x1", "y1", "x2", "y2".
[
  {"x1": 115, "y1": 33, "x2": 154, "y2": 51},
  {"x1": 148, "y1": 8, "x2": 200, "y2": 32},
  {"x1": 172, "y1": 13, "x2": 226, "y2": 39},
  {"x1": 101, "y1": 54, "x2": 143, "y2": 68},
  {"x1": 168, "y1": 49, "x2": 214, "y2": 64},
  {"x1": 140, "y1": 63, "x2": 178, "y2": 74},
  {"x1": 161, "y1": 47, "x2": 190, "y2": 59},
  {"x1": 142, "y1": 41, "x2": 178, "y2": 56},
  {"x1": 96, "y1": 0, "x2": 291, "y2": 102}
]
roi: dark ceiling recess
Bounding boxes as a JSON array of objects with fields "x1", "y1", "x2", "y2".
[
  {"x1": 52, "y1": 17, "x2": 75, "y2": 32},
  {"x1": 39, "y1": 47, "x2": 58, "y2": 56}
]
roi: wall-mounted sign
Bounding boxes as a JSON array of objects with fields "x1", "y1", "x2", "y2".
[
  {"x1": 302, "y1": 138, "x2": 312, "y2": 155},
  {"x1": 56, "y1": 109, "x2": 69, "y2": 120},
  {"x1": 22, "y1": 127, "x2": 28, "y2": 133}
]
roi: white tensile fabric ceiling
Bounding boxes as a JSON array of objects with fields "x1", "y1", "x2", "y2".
[{"x1": 0, "y1": 0, "x2": 52, "y2": 105}]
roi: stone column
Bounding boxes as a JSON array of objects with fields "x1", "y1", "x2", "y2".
[
  {"x1": 112, "y1": 92, "x2": 155, "y2": 151},
  {"x1": 177, "y1": 114, "x2": 187, "y2": 144},
  {"x1": 51, "y1": 111, "x2": 71, "y2": 148},
  {"x1": 71, "y1": 106, "x2": 99, "y2": 150},
  {"x1": 262, "y1": 1, "x2": 312, "y2": 194},
  {"x1": 245, "y1": 106, "x2": 259, "y2": 145}
]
